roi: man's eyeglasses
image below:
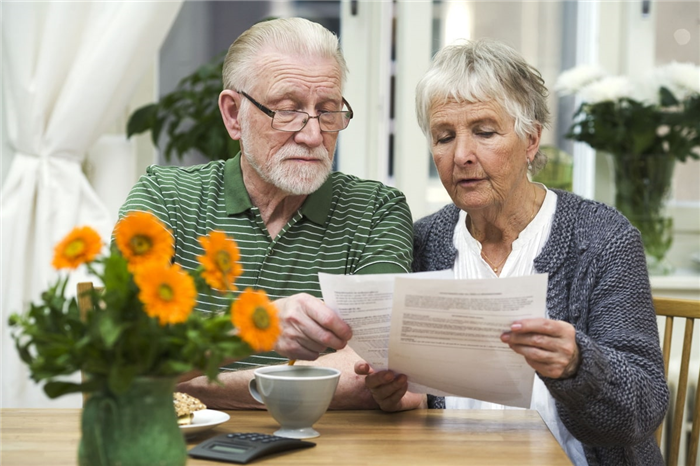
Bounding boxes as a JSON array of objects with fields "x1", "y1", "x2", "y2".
[{"x1": 238, "y1": 91, "x2": 353, "y2": 132}]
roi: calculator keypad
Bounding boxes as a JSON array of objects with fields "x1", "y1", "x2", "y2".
[
  {"x1": 189, "y1": 431, "x2": 316, "y2": 464},
  {"x1": 227, "y1": 433, "x2": 284, "y2": 442}
]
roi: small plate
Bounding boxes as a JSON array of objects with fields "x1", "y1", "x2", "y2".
[{"x1": 180, "y1": 409, "x2": 230, "y2": 436}]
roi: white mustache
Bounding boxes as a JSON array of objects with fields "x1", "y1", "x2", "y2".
[
  {"x1": 280, "y1": 155, "x2": 325, "y2": 161},
  {"x1": 276, "y1": 145, "x2": 328, "y2": 161}
]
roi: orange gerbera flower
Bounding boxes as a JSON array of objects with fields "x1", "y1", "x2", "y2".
[
  {"x1": 231, "y1": 288, "x2": 280, "y2": 352},
  {"x1": 134, "y1": 263, "x2": 196, "y2": 325},
  {"x1": 197, "y1": 231, "x2": 243, "y2": 291},
  {"x1": 51, "y1": 226, "x2": 102, "y2": 270},
  {"x1": 114, "y1": 211, "x2": 174, "y2": 271}
]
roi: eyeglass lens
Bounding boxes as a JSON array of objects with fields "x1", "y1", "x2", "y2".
[{"x1": 273, "y1": 111, "x2": 350, "y2": 132}]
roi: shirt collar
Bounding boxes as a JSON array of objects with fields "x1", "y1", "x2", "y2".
[
  {"x1": 224, "y1": 153, "x2": 253, "y2": 215},
  {"x1": 300, "y1": 174, "x2": 332, "y2": 225},
  {"x1": 224, "y1": 152, "x2": 332, "y2": 225}
]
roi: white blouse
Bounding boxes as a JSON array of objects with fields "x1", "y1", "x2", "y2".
[{"x1": 449, "y1": 187, "x2": 587, "y2": 465}]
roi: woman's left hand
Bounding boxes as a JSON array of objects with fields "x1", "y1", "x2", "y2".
[
  {"x1": 500, "y1": 318, "x2": 581, "y2": 379},
  {"x1": 354, "y1": 361, "x2": 427, "y2": 412}
]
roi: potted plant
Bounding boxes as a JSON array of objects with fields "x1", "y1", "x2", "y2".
[
  {"x1": 126, "y1": 52, "x2": 240, "y2": 163},
  {"x1": 555, "y1": 63, "x2": 700, "y2": 274},
  {"x1": 8, "y1": 211, "x2": 280, "y2": 466}
]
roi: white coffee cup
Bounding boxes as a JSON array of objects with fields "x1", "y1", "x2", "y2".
[{"x1": 248, "y1": 365, "x2": 340, "y2": 439}]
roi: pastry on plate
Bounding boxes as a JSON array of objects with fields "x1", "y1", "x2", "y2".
[{"x1": 174, "y1": 392, "x2": 207, "y2": 426}]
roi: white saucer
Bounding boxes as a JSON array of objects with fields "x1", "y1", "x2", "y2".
[
  {"x1": 273, "y1": 426, "x2": 320, "y2": 439},
  {"x1": 179, "y1": 409, "x2": 230, "y2": 436}
]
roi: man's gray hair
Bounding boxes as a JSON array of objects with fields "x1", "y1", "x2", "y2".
[
  {"x1": 415, "y1": 39, "x2": 551, "y2": 173},
  {"x1": 222, "y1": 17, "x2": 348, "y2": 93}
]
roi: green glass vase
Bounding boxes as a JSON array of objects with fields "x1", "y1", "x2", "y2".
[
  {"x1": 610, "y1": 152, "x2": 676, "y2": 275},
  {"x1": 78, "y1": 376, "x2": 186, "y2": 466}
]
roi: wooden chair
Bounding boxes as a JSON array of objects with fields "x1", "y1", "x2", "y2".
[
  {"x1": 653, "y1": 296, "x2": 700, "y2": 466},
  {"x1": 76, "y1": 282, "x2": 103, "y2": 404}
]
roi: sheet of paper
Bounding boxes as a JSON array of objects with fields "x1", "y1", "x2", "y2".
[
  {"x1": 318, "y1": 270, "x2": 452, "y2": 370},
  {"x1": 389, "y1": 274, "x2": 548, "y2": 408}
]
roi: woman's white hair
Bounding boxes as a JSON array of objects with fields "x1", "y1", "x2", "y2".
[
  {"x1": 222, "y1": 17, "x2": 348, "y2": 93},
  {"x1": 415, "y1": 39, "x2": 551, "y2": 173}
]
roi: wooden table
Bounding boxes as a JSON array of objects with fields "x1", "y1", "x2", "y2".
[{"x1": 1, "y1": 409, "x2": 571, "y2": 465}]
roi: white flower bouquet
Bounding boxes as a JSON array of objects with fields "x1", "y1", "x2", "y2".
[
  {"x1": 555, "y1": 62, "x2": 700, "y2": 160},
  {"x1": 555, "y1": 63, "x2": 700, "y2": 271}
]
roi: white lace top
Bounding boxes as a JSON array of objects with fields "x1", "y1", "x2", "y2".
[{"x1": 449, "y1": 187, "x2": 587, "y2": 465}]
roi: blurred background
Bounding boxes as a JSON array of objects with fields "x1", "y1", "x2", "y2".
[
  {"x1": 8, "y1": 0, "x2": 695, "y2": 263},
  {"x1": 1, "y1": 0, "x2": 698, "y2": 411},
  {"x1": 3, "y1": 1, "x2": 699, "y2": 248}
]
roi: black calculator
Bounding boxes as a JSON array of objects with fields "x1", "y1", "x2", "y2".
[{"x1": 188, "y1": 432, "x2": 316, "y2": 464}]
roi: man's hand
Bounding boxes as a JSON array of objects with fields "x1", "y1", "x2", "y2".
[
  {"x1": 500, "y1": 318, "x2": 581, "y2": 379},
  {"x1": 273, "y1": 293, "x2": 353, "y2": 361},
  {"x1": 354, "y1": 360, "x2": 427, "y2": 412}
]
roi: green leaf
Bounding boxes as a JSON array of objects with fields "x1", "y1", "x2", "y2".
[
  {"x1": 8, "y1": 313, "x2": 21, "y2": 326},
  {"x1": 151, "y1": 115, "x2": 164, "y2": 147},
  {"x1": 659, "y1": 87, "x2": 679, "y2": 107},
  {"x1": 108, "y1": 365, "x2": 137, "y2": 395},
  {"x1": 123, "y1": 51, "x2": 235, "y2": 162},
  {"x1": 44, "y1": 381, "x2": 83, "y2": 399},
  {"x1": 15, "y1": 342, "x2": 34, "y2": 365},
  {"x1": 126, "y1": 104, "x2": 158, "y2": 138},
  {"x1": 99, "y1": 314, "x2": 127, "y2": 349},
  {"x1": 160, "y1": 360, "x2": 193, "y2": 374}
]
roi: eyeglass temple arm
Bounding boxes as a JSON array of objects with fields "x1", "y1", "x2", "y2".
[
  {"x1": 342, "y1": 98, "x2": 354, "y2": 119},
  {"x1": 237, "y1": 90, "x2": 275, "y2": 118}
]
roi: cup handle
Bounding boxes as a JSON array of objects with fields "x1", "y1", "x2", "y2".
[{"x1": 248, "y1": 378, "x2": 264, "y2": 404}]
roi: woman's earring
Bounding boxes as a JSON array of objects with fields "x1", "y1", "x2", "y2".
[{"x1": 527, "y1": 158, "x2": 532, "y2": 172}]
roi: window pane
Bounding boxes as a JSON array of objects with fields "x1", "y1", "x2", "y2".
[{"x1": 655, "y1": 1, "x2": 700, "y2": 204}]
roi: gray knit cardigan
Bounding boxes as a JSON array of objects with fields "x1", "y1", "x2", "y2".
[{"x1": 413, "y1": 190, "x2": 668, "y2": 466}]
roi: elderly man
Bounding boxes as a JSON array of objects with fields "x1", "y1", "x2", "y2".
[{"x1": 118, "y1": 17, "x2": 414, "y2": 409}]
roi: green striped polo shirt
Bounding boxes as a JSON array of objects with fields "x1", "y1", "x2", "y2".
[{"x1": 118, "y1": 153, "x2": 414, "y2": 370}]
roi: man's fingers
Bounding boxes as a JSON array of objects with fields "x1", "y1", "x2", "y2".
[
  {"x1": 274, "y1": 337, "x2": 323, "y2": 360},
  {"x1": 299, "y1": 294, "x2": 352, "y2": 342},
  {"x1": 274, "y1": 294, "x2": 352, "y2": 359}
]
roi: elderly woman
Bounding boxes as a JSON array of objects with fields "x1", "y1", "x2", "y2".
[{"x1": 355, "y1": 39, "x2": 668, "y2": 465}]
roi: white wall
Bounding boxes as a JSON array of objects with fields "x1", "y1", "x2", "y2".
[{"x1": 1, "y1": 96, "x2": 10, "y2": 191}]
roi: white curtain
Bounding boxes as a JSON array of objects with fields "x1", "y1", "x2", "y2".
[{"x1": 1, "y1": 0, "x2": 183, "y2": 408}]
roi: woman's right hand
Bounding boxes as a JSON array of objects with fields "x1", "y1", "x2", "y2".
[{"x1": 354, "y1": 360, "x2": 427, "y2": 412}]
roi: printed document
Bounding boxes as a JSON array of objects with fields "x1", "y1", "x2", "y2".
[{"x1": 319, "y1": 272, "x2": 548, "y2": 408}]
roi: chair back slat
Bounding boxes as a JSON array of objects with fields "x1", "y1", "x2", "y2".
[
  {"x1": 662, "y1": 316, "x2": 674, "y2": 377},
  {"x1": 689, "y1": 368, "x2": 700, "y2": 465},
  {"x1": 76, "y1": 282, "x2": 103, "y2": 405},
  {"x1": 653, "y1": 297, "x2": 700, "y2": 466},
  {"x1": 656, "y1": 315, "x2": 674, "y2": 445},
  {"x1": 77, "y1": 282, "x2": 95, "y2": 321}
]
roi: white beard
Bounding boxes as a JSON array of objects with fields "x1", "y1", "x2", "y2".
[{"x1": 240, "y1": 115, "x2": 332, "y2": 196}]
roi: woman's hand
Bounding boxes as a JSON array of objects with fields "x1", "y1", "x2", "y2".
[
  {"x1": 354, "y1": 360, "x2": 427, "y2": 412},
  {"x1": 501, "y1": 318, "x2": 581, "y2": 379}
]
